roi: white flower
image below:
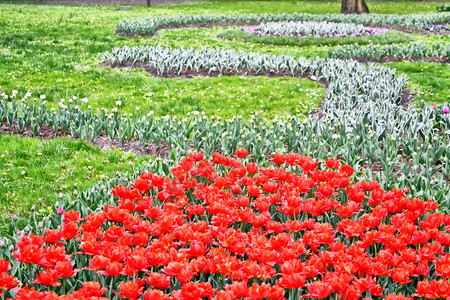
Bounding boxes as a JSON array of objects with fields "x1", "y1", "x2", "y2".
[
  {"x1": 115, "y1": 100, "x2": 122, "y2": 106},
  {"x1": 40, "y1": 94, "x2": 46, "y2": 100},
  {"x1": 25, "y1": 92, "x2": 31, "y2": 97},
  {"x1": 135, "y1": 106, "x2": 139, "y2": 111},
  {"x1": 12, "y1": 90, "x2": 18, "y2": 95},
  {"x1": 80, "y1": 97, "x2": 88, "y2": 103}
]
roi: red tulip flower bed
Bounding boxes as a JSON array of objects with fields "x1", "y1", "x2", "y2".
[{"x1": 2, "y1": 150, "x2": 450, "y2": 300}]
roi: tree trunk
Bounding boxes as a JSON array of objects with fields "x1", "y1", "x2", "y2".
[{"x1": 341, "y1": 0, "x2": 369, "y2": 14}]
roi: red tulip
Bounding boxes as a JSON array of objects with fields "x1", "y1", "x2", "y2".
[{"x1": 114, "y1": 280, "x2": 144, "y2": 299}]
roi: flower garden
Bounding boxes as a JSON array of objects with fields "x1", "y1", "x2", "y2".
[{"x1": 0, "y1": 1, "x2": 449, "y2": 299}]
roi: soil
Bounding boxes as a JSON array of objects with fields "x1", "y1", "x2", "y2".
[
  {"x1": 103, "y1": 60, "x2": 329, "y2": 84},
  {"x1": 0, "y1": 120, "x2": 172, "y2": 158}
]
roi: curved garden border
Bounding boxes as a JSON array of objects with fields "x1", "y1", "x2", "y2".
[
  {"x1": 115, "y1": 12, "x2": 450, "y2": 37},
  {"x1": 218, "y1": 28, "x2": 414, "y2": 48}
]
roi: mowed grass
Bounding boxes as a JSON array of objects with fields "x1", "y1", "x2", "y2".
[
  {"x1": 385, "y1": 62, "x2": 450, "y2": 104},
  {"x1": 0, "y1": 135, "x2": 150, "y2": 233},
  {"x1": 128, "y1": 76, "x2": 324, "y2": 119},
  {"x1": 0, "y1": 1, "x2": 447, "y2": 120}
]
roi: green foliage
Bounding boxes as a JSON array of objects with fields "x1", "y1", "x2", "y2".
[
  {"x1": 220, "y1": 28, "x2": 413, "y2": 48},
  {"x1": 437, "y1": 4, "x2": 450, "y2": 12}
]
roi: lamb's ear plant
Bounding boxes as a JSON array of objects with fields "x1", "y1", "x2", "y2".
[{"x1": 329, "y1": 42, "x2": 450, "y2": 61}]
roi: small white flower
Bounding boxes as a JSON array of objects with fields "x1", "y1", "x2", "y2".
[
  {"x1": 80, "y1": 97, "x2": 89, "y2": 103},
  {"x1": 12, "y1": 90, "x2": 18, "y2": 95},
  {"x1": 25, "y1": 92, "x2": 32, "y2": 97},
  {"x1": 40, "y1": 94, "x2": 46, "y2": 100},
  {"x1": 115, "y1": 100, "x2": 122, "y2": 106},
  {"x1": 135, "y1": 106, "x2": 139, "y2": 111}
]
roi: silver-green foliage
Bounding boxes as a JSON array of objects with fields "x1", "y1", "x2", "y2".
[
  {"x1": 253, "y1": 21, "x2": 366, "y2": 36},
  {"x1": 329, "y1": 42, "x2": 450, "y2": 60},
  {"x1": 116, "y1": 12, "x2": 450, "y2": 35}
]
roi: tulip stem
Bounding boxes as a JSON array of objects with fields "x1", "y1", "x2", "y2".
[
  {"x1": 62, "y1": 278, "x2": 66, "y2": 295},
  {"x1": 27, "y1": 264, "x2": 33, "y2": 285},
  {"x1": 109, "y1": 277, "x2": 114, "y2": 299}
]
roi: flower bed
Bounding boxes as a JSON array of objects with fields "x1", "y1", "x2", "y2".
[
  {"x1": 423, "y1": 23, "x2": 449, "y2": 32},
  {"x1": 328, "y1": 42, "x2": 450, "y2": 63},
  {"x1": 242, "y1": 21, "x2": 388, "y2": 38},
  {"x1": 1, "y1": 151, "x2": 450, "y2": 299},
  {"x1": 116, "y1": 13, "x2": 450, "y2": 36}
]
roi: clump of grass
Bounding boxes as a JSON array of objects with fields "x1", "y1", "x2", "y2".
[{"x1": 0, "y1": 135, "x2": 150, "y2": 233}]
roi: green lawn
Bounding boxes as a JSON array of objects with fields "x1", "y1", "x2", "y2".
[
  {"x1": 0, "y1": 135, "x2": 150, "y2": 233},
  {"x1": 386, "y1": 62, "x2": 450, "y2": 104}
]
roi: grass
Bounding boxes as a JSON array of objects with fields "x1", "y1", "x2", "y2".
[
  {"x1": 0, "y1": 134, "x2": 150, "y2": 233},
  {"x1": 162, "y1": 1, "x2": 441, "y2": 15},
  {"x1": 385, "y1": 62, "x2": 450, "y2": 104},
  {"x1": 123, "y1": 76, "x2": 325, "y2": 119},
  {"x1": 219, "y1": 29, "x2": 414, "y2": 48}
]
